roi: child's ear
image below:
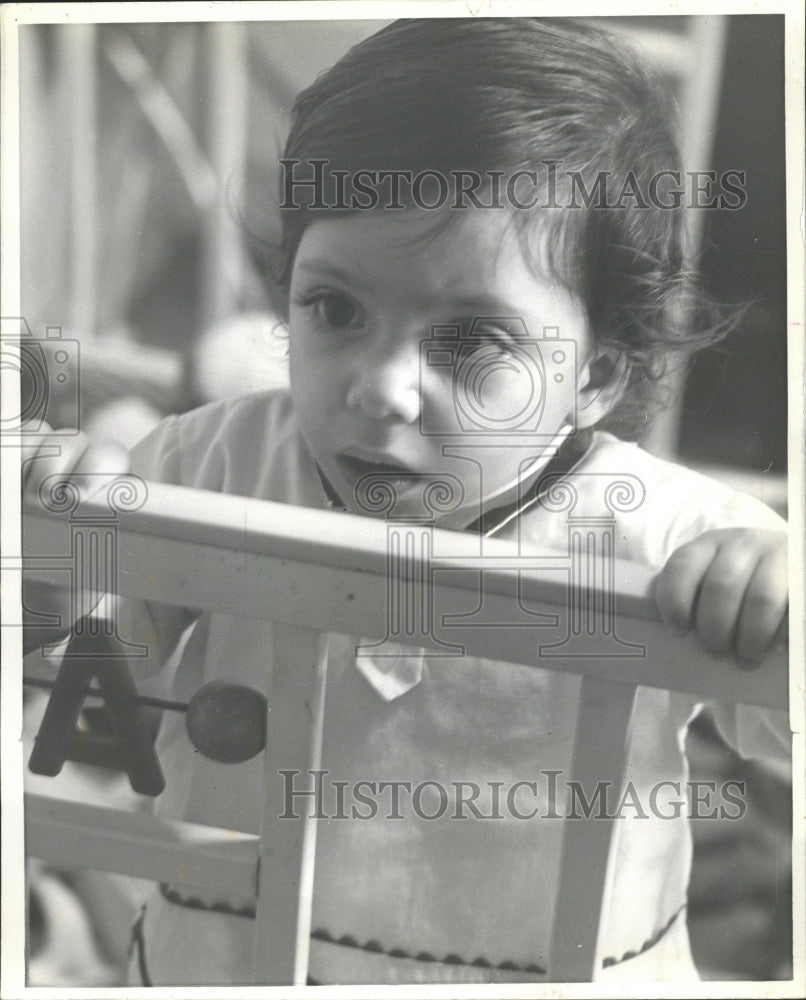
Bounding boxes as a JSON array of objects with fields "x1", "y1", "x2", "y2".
[{"x1": 574, "y1": 347, "x2": 629, "y2": 429}]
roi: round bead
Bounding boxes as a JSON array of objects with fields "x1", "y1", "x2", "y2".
[{"x1": 185, "y1": 681, "x2": 267, "y2": 763}]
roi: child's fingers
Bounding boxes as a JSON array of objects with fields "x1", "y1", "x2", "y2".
[
  {"x1": 693, "y1": 539, "x2": 762, "y2": 655},
  {"x1": 733, "y1": 543, "x2": 788, "y2": 665},
  {"x1": 652, "y1": 534, "x2": 720, "y2": 633}
]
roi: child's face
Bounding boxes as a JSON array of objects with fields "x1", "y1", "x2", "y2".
[{"x1": 288, "y1": 208, "x2": 595, "y2": 522}]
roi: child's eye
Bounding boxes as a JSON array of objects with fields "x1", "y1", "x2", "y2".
[
  {"x1": 295, "y1": 289, "x2": 364, "y2": 330},
  {"x1": 319, "y1": 293, "x2": 360, "y2": 329},
  {"x1": 463, "y1": 320, "x2": 518, "y2": 356}
]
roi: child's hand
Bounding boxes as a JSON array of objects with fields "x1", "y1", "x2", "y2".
[
  {"x1": 21, "y1": 422, "x2": 131, "y2": 652},
  {"x1": 653, "y1": 528, "x2": 788, "y2": 666}
]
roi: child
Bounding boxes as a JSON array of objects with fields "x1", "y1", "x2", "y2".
[{"x1": 22, "y1": 17, "x2": 789, "y2": 985}]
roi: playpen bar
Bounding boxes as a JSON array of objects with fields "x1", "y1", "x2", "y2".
[
  {"x1": 547, "y1": 677, "x2": 638, "y2": 981},
  {"x1": 25, "y1": 794, "x2": 259, "y2": 895},
  {"x1": 252, "y1": 626, "x2": 329, "y2": 985},
  {"x1": 24, "y1": 487, "x2": 789, "y2": 710}
]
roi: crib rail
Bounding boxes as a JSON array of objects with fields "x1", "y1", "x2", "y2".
[
  {"x1": 21, "y1": 481, "x2": 789, "y2": 984},
  {"x1": 23, "y1": 481, "x2": 788, "y2": 709},
  {"x1": 26, "y1": 795, "x2": 260, "y2": 896}
]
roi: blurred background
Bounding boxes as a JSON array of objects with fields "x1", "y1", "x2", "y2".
[{"x1": 18, "y1": 14, "x2": 791, "y2": 985}]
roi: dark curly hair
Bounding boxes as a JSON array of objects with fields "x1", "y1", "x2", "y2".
[{"x1": 256, "y1": 17, "x2": 731, "y2": 436}]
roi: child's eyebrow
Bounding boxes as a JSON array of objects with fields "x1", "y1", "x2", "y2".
[
  {"x1": 295, "y1": 260, "x2": 530, "y2": 318},
  {"x1": 447, "y1": 294, "x2": 522, "y2": 314},
  {"x1": 293, "y1": 259, "x2": 370, "y2": 292}
]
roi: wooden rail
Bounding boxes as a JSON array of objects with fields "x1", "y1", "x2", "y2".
[
  {"x1": 26, "y1": 795, "x2": 259, "y2": 896},
  {"x1": 22, "y1": 480, "x2": 789, "y2": 984},
  {"x1": 23, "y1": 482, "x2": 788, "y2": 709}
]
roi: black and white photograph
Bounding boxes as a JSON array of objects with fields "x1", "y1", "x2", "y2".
[{"x1": 1, "y1": 2, "x2": 804, "y2": 995}]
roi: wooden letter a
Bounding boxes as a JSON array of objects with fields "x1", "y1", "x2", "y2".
[{"x1": 28, "y1": 632, "x2": 165, "y2": 796}]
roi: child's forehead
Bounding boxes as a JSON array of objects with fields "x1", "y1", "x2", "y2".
[{"x1": 293, "y1": 207, "x2": 556, "y2": 287}]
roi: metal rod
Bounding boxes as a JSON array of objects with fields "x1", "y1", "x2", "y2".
[{"x1": 23, "y1": 675, "x2": 188, "y2": 713}]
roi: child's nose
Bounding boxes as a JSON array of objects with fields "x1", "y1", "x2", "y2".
[{"x1": 346, "y1": 346, "x2": 422, "y2": 424}]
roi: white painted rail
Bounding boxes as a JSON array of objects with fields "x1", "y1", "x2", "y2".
[
  {"x1": 22, "y1": 481, "x2": 789, "y2": 984},
  {"x1": 23, "y1": 482, "x2": 788, "y2": 709}
]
